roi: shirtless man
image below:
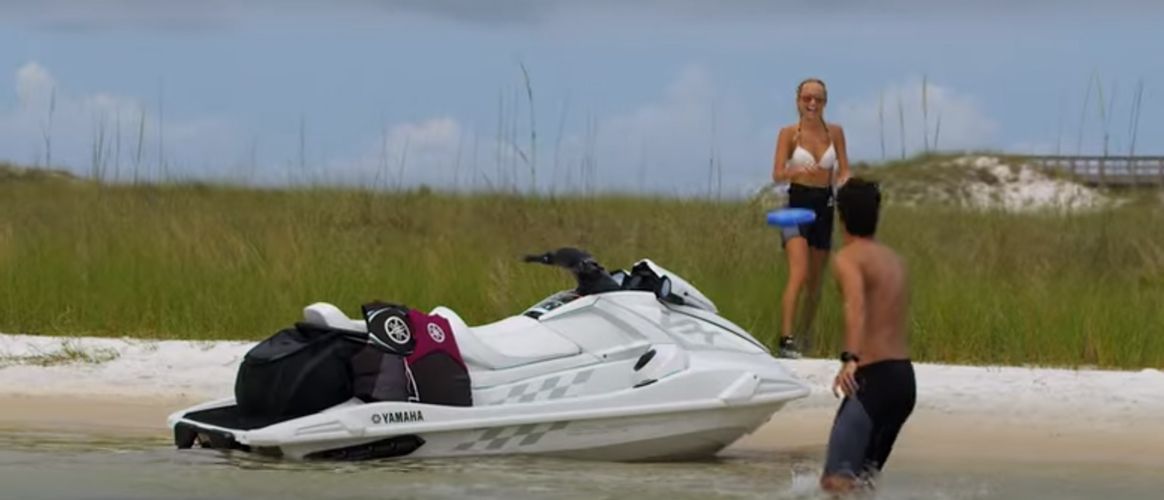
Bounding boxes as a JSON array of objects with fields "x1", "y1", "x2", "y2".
[{"x1": 819, "y1": 177, "x2": 916, "y2": 494}]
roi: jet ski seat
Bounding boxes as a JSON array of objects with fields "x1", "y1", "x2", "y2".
[
  {"x1": 301, "y1": 303, "x2": 581, "y2": 370},
  {"x1": 302, "y1": 302, "x2": 367, "y2": 332},
  {"x1": 430, "y1": 306, "x2": 582, "y2": 370}
]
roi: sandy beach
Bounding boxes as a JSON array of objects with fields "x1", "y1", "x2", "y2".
[{"x1": 2, "y1": 333, "x2": 1162, "y2": 468}]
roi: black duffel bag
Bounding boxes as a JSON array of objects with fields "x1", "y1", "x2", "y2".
[{"x1": 234, "y1": 323, "x2": 365, "y2": 425}]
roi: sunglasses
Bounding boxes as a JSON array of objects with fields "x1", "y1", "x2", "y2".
[{"x1": 799, "y1": 95, "x2": 826, "y2": 104}]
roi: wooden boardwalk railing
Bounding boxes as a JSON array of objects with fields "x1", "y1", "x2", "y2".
[{"x1": 1010, "y1": 155, "x2": 1164, "y2": 188}]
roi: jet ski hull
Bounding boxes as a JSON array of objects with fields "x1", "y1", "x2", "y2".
[{"x1": 170, "y1": 367, "x2": 808, "y2": 461}]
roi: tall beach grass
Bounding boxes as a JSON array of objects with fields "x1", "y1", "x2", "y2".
[{"x1": 1, "y1": 163, "x2": 1161, "y2": 369}]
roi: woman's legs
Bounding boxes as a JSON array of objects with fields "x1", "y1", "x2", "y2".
[
  {"x1": 780, "y1": 236, "x2": 810, "y2": 357},
  {"x1": 792, "y1": 247, "x2": 831, "y2": 353},
  {"x1": 780, "y1": 184, "x2": 833, "y2": 357}
]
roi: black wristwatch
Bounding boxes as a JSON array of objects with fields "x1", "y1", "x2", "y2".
[{"x1": 840, "y1": 351, "x2": 860, "y2": 363}]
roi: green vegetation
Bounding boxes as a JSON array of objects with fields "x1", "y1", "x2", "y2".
[
  {"x1": 0, "y1": 339, "x2": 120, "y2": 367},
  {"x1": 1, "y1": 159, "x2": 1161, "y2": 369}
]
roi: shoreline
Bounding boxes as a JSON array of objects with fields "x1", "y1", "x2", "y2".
[
  {"x1": 3, "y1": 393, "x2": 1161, "y2": 469},
  {"x1": 2, "y1": 333, "x2": 1163, "y2": 467},
  {"x1": 737, "y1": 405, "x2": 1164, "y2": 468}
]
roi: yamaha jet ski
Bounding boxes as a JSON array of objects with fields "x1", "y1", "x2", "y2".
[{"x1": 168, "y1": 248, "x2": 809, "y2": 461}]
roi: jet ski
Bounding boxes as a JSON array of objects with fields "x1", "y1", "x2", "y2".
[{"x1": 168, "y1": 248, "x2": 810, "y2": 462}]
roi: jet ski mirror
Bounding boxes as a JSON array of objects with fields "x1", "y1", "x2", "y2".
[
  {"x1": 656, "y1": 276, "x2": 672, "y2": 300},
  {"x1": 610, "y1": 269, "x2": 627, "y2": 287},
  {"x1": 654, "y1": 276, "x2": 687, "y2": 306}
]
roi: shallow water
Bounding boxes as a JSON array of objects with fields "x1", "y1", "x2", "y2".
[{"x1": 0, "y1": 431, "x2": 1160, "y2": 499}]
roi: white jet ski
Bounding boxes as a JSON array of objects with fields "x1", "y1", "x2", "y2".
[{"x1": 168, "y1": 248, "x2": 809, "y2": 461}]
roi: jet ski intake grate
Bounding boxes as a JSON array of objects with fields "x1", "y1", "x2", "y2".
[{"x1": 303, "y1": 435, "x2": 426, "y2": 461}]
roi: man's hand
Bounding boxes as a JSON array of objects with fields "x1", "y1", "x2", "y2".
[{"x1": 833, "y1": 361, "x2": 859, "y2": 398}]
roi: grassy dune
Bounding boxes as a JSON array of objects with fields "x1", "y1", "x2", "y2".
[{"x1": 1, "y1": 160, "x2": 1161, "y2": 369}]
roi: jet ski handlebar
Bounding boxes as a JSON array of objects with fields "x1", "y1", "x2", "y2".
[{"x1": 523, "y1": 247, "x2": 621, "y2": 295}]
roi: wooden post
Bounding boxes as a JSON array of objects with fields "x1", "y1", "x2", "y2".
[
  {"x1": 1158, "y1": 157, "x2": 1163, "y2": 188},
  {"x1": 1099, "y1": 156, "x2": 1106, "y2": 188}
]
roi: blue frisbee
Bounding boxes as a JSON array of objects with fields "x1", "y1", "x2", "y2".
[{"x1": 766, "y1": 208, "x2": 816, "y2": 227}]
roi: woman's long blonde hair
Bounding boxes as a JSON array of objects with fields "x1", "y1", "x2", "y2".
[{"x1": 795, "y1": 77, "x2": 829, "y2": 137}]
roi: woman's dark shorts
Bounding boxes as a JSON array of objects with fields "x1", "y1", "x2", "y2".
[{"x1": 780, "y1": 183, "x2": 834, "y2": 251}]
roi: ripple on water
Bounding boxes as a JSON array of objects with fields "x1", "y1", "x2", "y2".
[{"x1": 0, "y1": 430, "x2": 1159, "y2": 500}]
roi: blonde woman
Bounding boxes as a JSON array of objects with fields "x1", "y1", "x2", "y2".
[{"x1": 770, "y1": 78, "x2": 851, "y2": 358}]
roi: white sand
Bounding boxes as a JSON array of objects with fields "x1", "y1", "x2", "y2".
[
  {"x1": 0, "y1": 334, "x2": 253, "y2": 400},
  {"x1": 5, "y1": 333, "x2": 1161, "y2": 425},
  {"x1": 755, "y1": 155, "x2": 1118, "y2": 214},
  {"x1": 952, "y1": 155, "x2": 1112, "y2": 212},
  {"x1": 2, "y1": 333, "x2": 1163, "y2": 464}
]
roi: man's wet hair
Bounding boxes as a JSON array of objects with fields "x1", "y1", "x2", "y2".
[{"x1": 836, "y1": 177, "x2": 881, "y2": 237}]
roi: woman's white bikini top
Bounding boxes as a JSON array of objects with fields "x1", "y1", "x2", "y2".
[{"x1": 789, "y1": 124, "x2": 837, "y2": 170}]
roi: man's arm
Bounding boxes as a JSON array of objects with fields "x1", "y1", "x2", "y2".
[{"x1": 833, "y1": 252, "x2": 865, "y2": 357}]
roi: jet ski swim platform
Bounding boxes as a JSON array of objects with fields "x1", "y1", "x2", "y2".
[{"x1": 169, "y1": 249, "x2": 810, "y2": 461}]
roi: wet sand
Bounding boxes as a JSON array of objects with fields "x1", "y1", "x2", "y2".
[
  {"x1": 738, "y1": 404, "x2": 1164, "y2": 468},
  {"x1": 4, "y1": 392, "x2": 1161, "y2": 470},
  {"x1": 3, "y1": 333, "x2": 1163, "y2": 472},
  {"x1": 0, "y1": 394, "x2": 192, "y2": 437}
]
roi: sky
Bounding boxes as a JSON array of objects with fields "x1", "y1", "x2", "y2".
[{"x1": 1, "y1": 1, "x2": 1162, "y2": 196}]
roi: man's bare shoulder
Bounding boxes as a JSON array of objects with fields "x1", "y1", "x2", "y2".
[
  {"x1": 866, "y1": 241, "x2": 908, "y2": 285},
  {"x1": 834, "y1": 240, "x2": 872, "y2": 263},
  {"x1": 835, "y1": 240, "x2": 906, "y2": 276},
  {"x1": 832, "y1": 244, "x2": 855, "y2": 263},
  {"x1": 832, "y1": 244, "x2": 863, "y2": 276},
  {"x1": 873, "y1": 241, "x2": 906, "y2": 268}
]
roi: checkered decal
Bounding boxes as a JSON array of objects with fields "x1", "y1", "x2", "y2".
[
  {"x1": 453, "y1": 421, "x2": 570, "y2": 452},
  {"x1": 499, "y1": 369, "x2": 594, "y2": 404}
]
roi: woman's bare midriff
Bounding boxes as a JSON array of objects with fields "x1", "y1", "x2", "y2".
[{"x1": 788, "y1": 170, "x2": 833, "y2": 188}]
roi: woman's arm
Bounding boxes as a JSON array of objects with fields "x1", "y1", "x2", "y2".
[{"x1": 771, "y1": 127, "x2": 798, "y2": 182}]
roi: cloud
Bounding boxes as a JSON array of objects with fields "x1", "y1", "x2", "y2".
[
  {"x1": 15, "y1": 63, "x2": 55, "y2": 105},
  {"x1": 4, "y1": 1, "x2": 1156, "y2": 31},
  {"x1": 0, "y1": 61, "x2": 244, "y2": 180},
  {"x1": 328, "y1": 117, "x2": 469, "y2": 189},
  {"x1": 531, "y1": 64, "x2": 776, "y2": 197},
  {"x1": 371, "y1": 0, "x2": 555, "y2": 25},
  {"x1": 356, "y1": 0, "x2": 1163, "y2": 28},
  {"x1": 1, "y1": 61, "x2": 144, "y2": 170},
  {"x1": 833, "y1": 78, "x2": 999, "y2": 161},
  {"x1": 0, "y1": 0, "x2": 238, "y2": 32},
  {"x1": 583, "y1": 66, "x2": 756, "y2": 195},
  {"x1": 324, "y1": 64, "x2": 776, "y2": 197},
  {"x1": 0, "y1": 62, "x2": 478, "y2": 189},
  {"x1": 356, "y1": 0, "x2": 1164, "y2": 29},
  {"x1": 328, "y1": 113, "x2": 560, "y2": 193}
]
